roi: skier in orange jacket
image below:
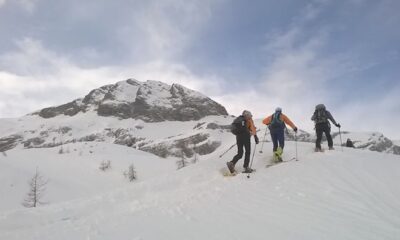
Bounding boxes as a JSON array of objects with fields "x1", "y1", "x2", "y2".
[{"x1": 262, "y1": 107, "x2": 297, "y2": 161}]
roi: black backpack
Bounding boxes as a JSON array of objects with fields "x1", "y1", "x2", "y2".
[
  {"x1": 231, "y1": 116, "x2": 247, "y2": 135},
  {"x1": 314, "y1": 109, "x2": 328, "y2": 124},
  {"x1": 269, "y1": 112, "x2": 285, "y2": 129}
]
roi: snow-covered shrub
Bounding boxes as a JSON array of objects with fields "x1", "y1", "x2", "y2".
[
  {"x1": 176, "y1": 153, "x2": 189, "y2": 170},
  {"x1": 123, "y1": 164, "x2": 136, "y2": 182},
  {"x1": 99, "y1": 160, "x2": 112, "y2": 171}
]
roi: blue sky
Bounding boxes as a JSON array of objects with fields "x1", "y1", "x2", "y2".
[{"x1": 0, "y1": 0, "x2": 399, "y2": 138}]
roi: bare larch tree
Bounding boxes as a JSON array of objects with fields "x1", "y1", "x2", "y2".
[{"x1": 22, "y1": 168, "x2": 49, "y2": 208}]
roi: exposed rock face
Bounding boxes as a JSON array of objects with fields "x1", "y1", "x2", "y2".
[
  {"x1": 0, "y1": 135, "x2": 23, "y2": 152},
  {"x1": 138, "y1": 133, "x2": 220, "y2": 159},
  {"x1": 34, "y1": 79, "x2": 228, "y2": 122}
]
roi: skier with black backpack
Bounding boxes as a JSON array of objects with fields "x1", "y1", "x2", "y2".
[
  {"x1": 262, "y1": 107, "x2": 297, "y2": 162},
  {"x1": 311, "y1": 104, "x2": 341, "y2": 152},
  {"x1": 227, "y1": 110, "x2": 259, "y2": 174}
]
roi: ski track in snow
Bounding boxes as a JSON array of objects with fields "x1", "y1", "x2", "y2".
[{"x1": 1, "y1": 140, "x2": 400, "y2": 239}]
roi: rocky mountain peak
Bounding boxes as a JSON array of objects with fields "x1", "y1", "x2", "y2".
[{"x1": 34, "y1": 79, "x2": 228, "y2": 122}]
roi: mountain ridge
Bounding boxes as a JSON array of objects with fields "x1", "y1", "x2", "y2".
[
  {"x1": 32, "y1": 79, "x2": 228, "y2": 122},
  {"x1": 0, "y1": 79, "x2": 399, "y2": 156}
]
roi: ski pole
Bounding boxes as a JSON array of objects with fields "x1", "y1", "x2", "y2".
[
  {"x1": 219, "y1": 143, "x2": 236, "y2": 158},
  {"x1": 247, "y1": 142, "x2": 257, "y2": 179},
  {"x1": 339, "y1": 126, "x2": 343, "y2": 152},
  {"x1": 259, "y1": 127, "x2": 268, "y2": 153},
  {"x1": 295, "y1": 132, "x2": 298, "y2": 161}
]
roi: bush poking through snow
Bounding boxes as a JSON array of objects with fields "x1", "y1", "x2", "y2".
[
  {"x1": 22, "y1": 168, "x2": 49, "y2": 208},
  {"x1": 191, "y1": 143, "x2": 198, "y2": 164},
  {"x1": 99, "y1": 160, "x2": 112, "y2": 171},
  {"x1": 123, "y1": 164, "x2": 136, "y2": 182},
  {"x1": 58, "y1": 146, "x2": 64, "y2": 154},
  {"x1": 176, "y1": 153, "x2": 189, "y2": 170}
]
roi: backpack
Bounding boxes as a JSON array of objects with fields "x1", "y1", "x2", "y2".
[
  {"x1": 269, "y1": 112, "x2": 285, "y2": 129},
  {"x1": 231, "y1": 116, "x2": 247, "y2": 135},
  {"x1": 314, "y1": 109, "x2": 328, "y2": 124}
]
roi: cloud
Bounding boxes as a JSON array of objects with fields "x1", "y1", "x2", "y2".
[
  {"x1": 133, "y1": 0, "x2": 215, "y2": 59},
  {"x1": 0, "y1": 0, "x2": 226, "y2": 117},
  {"x1": 213, "y1": 0, "x2": 400, "y2": 140},
  {"x1": 0, "y1": 38, "x2": 224, "y2": 117},
  {"x1": 214, "y1": 2, "x2": 337, "y2": 132},
  {"x1": 108, "y1": 0, "x2": 225, "y2": 63},
  {"x1": 0, "y1": 0, "x2": 399, "y2": 140},
  {"x1": 0, "y1": 0, "x2": 38, "y2": 12}
]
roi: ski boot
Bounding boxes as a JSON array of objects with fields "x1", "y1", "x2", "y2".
[
  {"x1": 226, "y1": 162, "x2": 236, "y2": 174},
  {"x1": 315, "y1": 147, "x2": 324, "y2": 152},
  {"x1": 242, "y1": 167, "x2": 254, "y2": 173},
  {"x1": 273, "y1": 147, "x2": 283, "y2": 163}
]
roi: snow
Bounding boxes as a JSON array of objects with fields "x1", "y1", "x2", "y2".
[
  {"x1": 171, "y1": 83, "x2": 207, "y2": 99},
  {"x1": 138, "y1": 80, "x2": 176, "y2": 108},
  {"x1": 335, "y1": 131, "x2": 384, "y2": 144},
  {"x1": 0, "y1": 142, "x2": 176, "y2": 212},
  {"x1": 1, "y1": 138, "x2": 400, "y2": 239},
  {"x1": 110, "y1": 80, "x2": 140, "y2": 102},
  {"x1": 0, "y1": 118, "x2": 18, "y2": 137},
  {"x1": 2, "y1": 77, "x2": 400, "y2": 239}
]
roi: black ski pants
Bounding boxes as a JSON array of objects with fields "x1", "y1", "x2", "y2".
[
  {"x1": 315, "y1": 122, "x2": 333, "y2": 149},
  {"x1": 231, "y1": 134, "x2": 251, "y2": 168}
]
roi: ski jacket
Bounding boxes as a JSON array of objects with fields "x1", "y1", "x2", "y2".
[{"x1": 262, "y1": 113, "x2": 296, "y2": 130}]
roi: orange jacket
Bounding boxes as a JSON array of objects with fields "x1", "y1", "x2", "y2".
[
  {"x1": 262, "y1": 113, "x2": 296, "y2": 130},
  {"x1": 247, "y1": 118, "x2": 257, "y2": 135}
]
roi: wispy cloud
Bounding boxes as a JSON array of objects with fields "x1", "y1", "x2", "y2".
[
  {"x1": 0, "y1": 38, "x2": 223, "y2": 117},
  {"x1": 0, "y1": 0, "x2": 38, "y2": 12},
  {"x1": 216, "y1": 1, "x2": 338, "y2": 129},
  {"x1": 214, "y1": 0, "x2": 400, "y2": 139}
]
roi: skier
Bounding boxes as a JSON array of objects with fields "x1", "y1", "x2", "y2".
[
  {"x1": 227, "y1": 110, "x2": 259, "y2": 174},
  {"x1": 346, "y1": 138, "x2": 355, "y2": 148},
  {"x1": 311, "y1": 104, "x2": 340, "y2": 151},
  {"x1": 262, "y1": 107, "x2": 297, "y2": 162}
]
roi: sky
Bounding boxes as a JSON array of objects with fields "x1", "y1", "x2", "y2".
[{"x1": 0, "y1": 0, "x2": 399, "y2": 138}]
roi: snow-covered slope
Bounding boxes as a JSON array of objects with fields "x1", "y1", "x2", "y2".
[
  {"x1": 0, "y1": 79, "x2": 398, "y2": 157},
  {"x1": 0, "y1": 142, "x2": 176, "y2": 211},
  {"x1": 1, "y1": 141, "x2": 399, "y2": 240},
  {"x1": 332, "y1": 131, "x2": 400, "y2": 155},
  {"x1": 1, "y1": 79, "x2": 400, "y2": 239},
  {"x1": 0, "y1": 113, "x2": 233, "y2": 160}
]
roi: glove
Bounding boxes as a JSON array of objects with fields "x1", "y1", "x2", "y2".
[
  {"x1": 293, "y1": 127, "x2": 298, "y2": 133},
  {"x1": 254, "y1": 135, "x2": 259, "y2": 144},
  {"x1": 336, "y1": 123, "x2": 341, "y2": 128}
]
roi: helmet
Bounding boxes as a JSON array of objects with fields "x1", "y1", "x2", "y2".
[
  {"x1": 315, "y1": 104, "x2": 326, "y2": 110},
  {"x1": 242, "y1": 110, "x2": 252, "y2": 118},
  {"x1": 275, "y1": 107, "x2": 282, "y2": 112}
]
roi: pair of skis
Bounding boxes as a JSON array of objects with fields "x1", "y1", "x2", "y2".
[
  {"x1": 223, "y1": 157, "x2": 297, "y2": 177},
  {"x1": 222, "y1": 169, "x2": 256, "y2": 177},
  {"x1": 265, "y1": 157, "x2": 297, "y2": 168}
]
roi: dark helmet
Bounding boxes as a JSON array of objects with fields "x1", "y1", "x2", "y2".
[
  {"x1": 242, "y1": 110, "x2": 252, "y2": 118},
  {"x1": 315, "y1": 104, "x2": 326, "y2": 110}
]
